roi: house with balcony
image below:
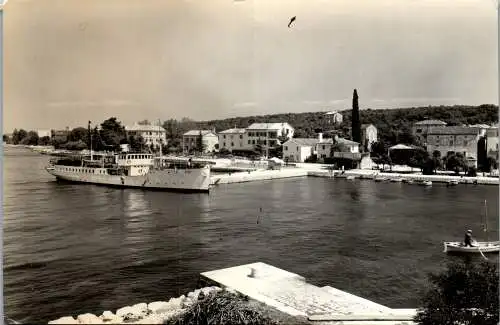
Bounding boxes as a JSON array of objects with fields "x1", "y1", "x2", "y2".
[
  {"x1": 125, "y1": 123, "x2": 167, "y2": 148},
  {"x1": 182, "y1": 130, "x2": 218, "y2": 154},
  {"x1": 218, "y1": 128, "x2": 248, "y2": 153},
  {"x1": 425, "y1": 126, "x2": 483, "y2": 168},
  {"x1": 245, "y1": 122, "x2": 294, "y2": 153},
  {"x1": 412, "y1": 119, "x2": 447, "y2": 144}
]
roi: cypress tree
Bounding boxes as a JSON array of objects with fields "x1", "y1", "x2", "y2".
[{"x1": 351, "y1": 89, "x2": 361, "y2": 143}]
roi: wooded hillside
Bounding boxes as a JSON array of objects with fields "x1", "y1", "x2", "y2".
[{"x1": 193, "y1": 104, "x2": 498, "y2": 145}]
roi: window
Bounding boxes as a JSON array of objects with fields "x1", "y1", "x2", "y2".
[
  {"x1": 248, "y1": 140, "x2": 251, "y2": 144},
  {"x1": 223, "y1": 135, "x2": 226, "y2": 139},
  {"x1": 239, "y1": 135, "x2": 243, "y2": 139},
  {"x1": 231, "y1": 142, "x2": 234, "y2": 147},
  {"x1": 449, "y1": 140, "x2": 453, "y2": 146},
  {"x1": 297, "y1": 146, "x2": 299, "y2": 151},
  {"x1": 284, "y1": 146, "x2": 288, "y2": 150},
  {"x1": 322, "y1": 145, "x2": 325, "y2": 150}
]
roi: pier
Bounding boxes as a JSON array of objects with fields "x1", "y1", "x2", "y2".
[{"x1": 200, "y1": 262, "x2": 417, "y2": 325}]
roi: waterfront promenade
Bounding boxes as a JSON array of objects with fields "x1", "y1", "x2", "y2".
[{"x1": 209, "y1": 163, "x2": 499, "y2": 186}]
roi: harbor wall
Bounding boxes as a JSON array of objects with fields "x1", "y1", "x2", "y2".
[
  {"x1": 315, "y1": 170, "x2": 500, "y2": 185},
  {"x1": 210, "y1": 168, "x2": 308, "y2": 185},
  {"x1": 210, "y1": 167, "x2": 499, "y2": 186}
]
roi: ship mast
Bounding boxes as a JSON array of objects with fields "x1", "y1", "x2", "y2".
[
  {"x1": 158, "y1": 118, "x2": 162, "y2": 158},
  {"x1": 88, "y1": 120, "x2": 93, "y2": 161}
]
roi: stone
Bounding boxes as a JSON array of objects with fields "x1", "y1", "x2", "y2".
[
  {"x1": 76, "y1": 313, "x2": 104, "y2": 324},
  {"x1": 131, "y1": 303, "x2": 149, "y2": 317},
  {"x1": 115, "y1": 306, "x2": 142, "y2": 322},
  {"x1": 130, "y1": 313, "x2": 165, "y2": 324},
  {"x1": 48, "y1": 316, "x2": 79, "y2": 324},
  {"x1": 166, "y1": 295, "x2": 186, "y2": 311},
  {"x1": 100, "y1": 311, "x2": 123, "y2": 324},
  {"x1": 147, "y1": 301, "x2": 170, "y2": 314}
]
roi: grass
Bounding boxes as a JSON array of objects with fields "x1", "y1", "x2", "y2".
[{"x1": 165, "y1": 290, "x2": 310, "y2": 325}]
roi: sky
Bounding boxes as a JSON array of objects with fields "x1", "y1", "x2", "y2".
[{"x1": 3, "y1": 0, "x2": 499, "y2": 132}]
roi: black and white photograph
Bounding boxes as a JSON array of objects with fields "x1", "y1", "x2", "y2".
[{"x1": 2, "y1": 0, "x2": 499, "y2": 324}]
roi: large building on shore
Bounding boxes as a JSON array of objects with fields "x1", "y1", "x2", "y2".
[
  {"x1": 412, "y1": 119, "x2": 447, "y2": 144},
  {"x1": 217, "y1": 122, "x2": 295, "y2": 155},
  {"x1": 217, "y1": 128, "x2": 247, "y2": 152},
  {"x1": 282, "y1": 137, "x2": 319, "y2": 162},
  {"x1": 182, "y1": 130, "x2": 218, "y2": 154},
  {"x1": 425, "y1": 126, "x2": 484, "y2": 167},
  {"x1": 125, "y1": 123, "x2": 167, "y2": 148}
]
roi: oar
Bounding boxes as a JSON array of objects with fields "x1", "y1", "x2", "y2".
[
  {"x1": 478, "y1": 246, "x2": 488, "y2": 260},
  {"x1": 475, "y1": 241, "x2": 488, "y2": 260}
]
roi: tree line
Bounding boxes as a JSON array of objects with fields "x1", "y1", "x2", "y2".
[{"x1": 5, "y1": 104, "x2": 498, "y2": 160}]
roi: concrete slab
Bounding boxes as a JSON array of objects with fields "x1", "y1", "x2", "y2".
[{"x1": 199, "y1": 262, "x2": 417, "y2": 325}]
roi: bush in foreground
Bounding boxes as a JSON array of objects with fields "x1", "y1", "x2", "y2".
[
  {"x1": 414, "y1": 259, "x2": 499, "y2": 325},
  {"x1": 166, "y1": 290, "x2": 279, "y2": 325}
]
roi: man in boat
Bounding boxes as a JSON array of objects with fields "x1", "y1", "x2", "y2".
[{"x1": 464, "y1": 229, "x2": 475, "y2": 247}]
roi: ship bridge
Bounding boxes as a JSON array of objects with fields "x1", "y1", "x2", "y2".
[{"x1": 116, "y1": 153, "x2": 154, "y2": 167}]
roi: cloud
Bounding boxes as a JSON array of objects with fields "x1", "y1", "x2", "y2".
[
  {"x1": 233, "y1": 102, "x2": 257, "y2": 107},
  {"x1": 302, "y1": 100, "x2": 324, "y2": 105},
  {"x1": 46, "y1": 100, "x2": 140, "y2": 108}
]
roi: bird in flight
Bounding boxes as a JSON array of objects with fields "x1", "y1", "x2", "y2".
[{"x1": 288, "y1": 16, "x2": 296, "y2": 28}]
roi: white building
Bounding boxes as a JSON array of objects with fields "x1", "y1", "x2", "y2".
[
  {"x1": 125, "y1": 123, "x2": 167, "y2": 148},
  {"x1": 361, "y1": 124, "x2": 378, "y2": 151},
  {"x1": 282, "y1": 137, "x2": 320, "y2": 163},
  {"x1": 486, "y1": 126, "x2": 499, "y2": 160},
  {"x1": 325, "y1": 111, "x2": 343, "y2": 125},
  {"x1": 218, "y1": 128, "x2": 247, "y2": 152},
  {"x1": 37, "y1": 130, "x2": 51, "y2": 138},
  {"x1": 245, "y1": 123, "x2": 294, "y2": 150},
  {"x1": 183, "y1": 130, "x2": 219, "y2": 154}
]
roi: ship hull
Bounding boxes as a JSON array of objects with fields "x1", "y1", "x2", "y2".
[{"x1": 46, "y1": 165, "x2": 211, "y2": 192}]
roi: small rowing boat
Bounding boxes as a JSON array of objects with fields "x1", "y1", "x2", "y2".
[
  {"x1": 443, "y1": 241, "x2": 500, "y2": 253},
  {"x1": 443, "y1": 200, "x2": 499, "y2": 255}
]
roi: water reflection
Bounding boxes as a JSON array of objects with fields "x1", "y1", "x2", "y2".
[{"x1": 125, "y1": 190, "x2": 152, "y2": 218}]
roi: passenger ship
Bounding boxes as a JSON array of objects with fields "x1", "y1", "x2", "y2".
[{"x1": 46, "y1": 152, "x2": 214, "y2": 192}]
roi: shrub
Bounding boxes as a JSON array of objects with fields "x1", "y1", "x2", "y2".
[
  {"x1": 414, "y1": 259, "x2": 499, "y2": 325},
  {"x1": 304, "y1": 154, "x2": 318, "y2": 163},
  {"x1": 166, "y1": 290, "x2": 279, "y2": 325},
  {"x1": 467, "y1": 167, "x2": 477, "y2": 177}
]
